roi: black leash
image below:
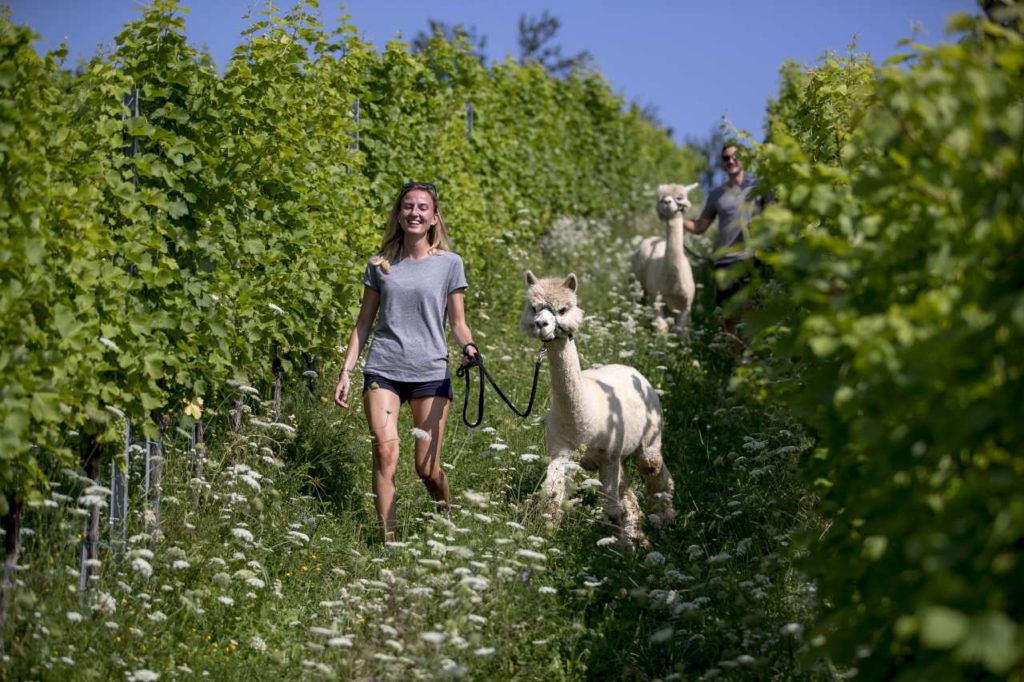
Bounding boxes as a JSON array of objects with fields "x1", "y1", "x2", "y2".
[{"x1": 456, "y1": 343, "x2": 546, "y2": 428}]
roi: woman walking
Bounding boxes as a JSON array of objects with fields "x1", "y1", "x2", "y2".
[{"x1": 334, "y1": 182, "x2": 478, "y2": 541}]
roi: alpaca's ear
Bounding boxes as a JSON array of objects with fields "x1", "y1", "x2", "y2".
[
  {"x1": 564, "y1": 273, "x2": 578, "y2": 292},
  {"x1": 525, "y1": 270, "x2": 538, "y2": 285},
  {"x1": 684, "y1": 182, "x2": 700, "y2": 193}
]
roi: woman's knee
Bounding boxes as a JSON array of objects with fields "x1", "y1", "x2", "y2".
[{"x1": 373, "y1": 439, "x2": 400, "y2": 470}]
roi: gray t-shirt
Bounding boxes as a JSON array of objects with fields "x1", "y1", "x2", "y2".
[
  {"x1": 699, "y1": 175, "x2": 761, "y2": 266},
  {"x1": 362, "y1": 251, "x2": 468, "y2": 382}
]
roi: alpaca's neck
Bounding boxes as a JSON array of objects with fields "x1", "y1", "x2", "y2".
[
  {"x1": 665, "y1": 214, "x2": 693, "y2": 281},
  {"x1": 547, "y1": 337, "x2": 586, "y2": 416}
]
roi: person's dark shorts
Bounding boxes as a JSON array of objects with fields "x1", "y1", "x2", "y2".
[
  {"x1": 713, "y1": 258, "x2": 767, "y2": 307},
  {"x1": 362, "y1": 372, "x2": 453, "y2": 404}
]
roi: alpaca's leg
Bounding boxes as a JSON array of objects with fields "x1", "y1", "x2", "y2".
[
  {"x1": 541, "y1": 456, "x2": 572, "y2": 528},
  {"x1": 652, "y1": 294, "x2": 669, "y2": 334},
  {"x1": 673, "y1": 308, "x2": 692, "y2": 337},
  {"x1": 598, "y1": 458, "x2": 624, "y2": 531},
  {"x1": 638, "y1": 436, "x2": 676, "y2": 527},
  {"x1": 619, "y1": 465, "x2": 649, "y2": 550}
]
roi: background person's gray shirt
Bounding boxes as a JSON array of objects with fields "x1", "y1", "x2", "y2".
[
  {"x1": 698, "y1": 175, "x2": 761, "y2": 267},
  {"x1": 362, "y1": 251, "x2": 468, "y2": 382}
]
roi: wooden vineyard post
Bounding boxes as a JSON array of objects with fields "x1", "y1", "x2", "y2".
[
  {"x1": 0, "y1": 499, "x2": 23, "y2": 636},
  {"x1": 109, "y1": 419, "x2": 130, "y2": 556},
  {"x1": 79, "y1": 435, "x2": 103, "y2": 592}
]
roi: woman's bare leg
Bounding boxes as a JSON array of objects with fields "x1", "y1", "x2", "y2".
[
  {"x1": 364, "y1": 387, "x2": 402, "y2": 541},
  {"x1": 409, "y1": 396, "x2": 451, "y2": 511}
]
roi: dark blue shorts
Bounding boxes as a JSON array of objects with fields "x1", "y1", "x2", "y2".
[{"x1": 362, "y1": 372, "x2": 453, "y2": 404}]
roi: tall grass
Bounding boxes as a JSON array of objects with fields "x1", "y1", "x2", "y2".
[{"x1": 1, "y1": 200, "x2": 825, "y2": 680}]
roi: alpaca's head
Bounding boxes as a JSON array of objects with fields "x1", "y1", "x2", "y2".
[
  {"x1": 656, "y1": 183, "x2": 700, "y2": 220},
  {"x1": 520, "y1": 271, "x2": 584, "y2": 342}
]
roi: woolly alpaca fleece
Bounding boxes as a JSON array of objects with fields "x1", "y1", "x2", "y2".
[
  {"x1": 632, "y1": 182, "x2": 700, "y2": 333},
  {"x1": 521, "y1": 271, "x2": 676, "y2": 550}
]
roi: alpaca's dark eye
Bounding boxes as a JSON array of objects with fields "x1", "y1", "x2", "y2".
[
  {"x1": 558, "y1": 307, "x2": 568, "y2": 315},
  {"x1": 532, "y1": 305, "x2": 540, "y2": 313}
]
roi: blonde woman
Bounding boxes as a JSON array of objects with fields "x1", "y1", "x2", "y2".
[{"x1": 334, "y1": 182, "x2": 478, "y2": 541}]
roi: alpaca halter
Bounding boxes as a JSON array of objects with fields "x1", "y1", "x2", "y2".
[{"x1": 536, "y1": 304, "x2": 574, "y2": 342}]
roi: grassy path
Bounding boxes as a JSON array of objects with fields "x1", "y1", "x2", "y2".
[{"x1": 2, "y1": 211, "x2": 824, "y2": 680}]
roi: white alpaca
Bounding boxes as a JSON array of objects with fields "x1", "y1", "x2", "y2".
[
  {"x1": 520, "y1": 271, "x2": 676, "y2": 551},
  {"x1": 632, "y1": 182, "x2": 701, "y2": 333}
]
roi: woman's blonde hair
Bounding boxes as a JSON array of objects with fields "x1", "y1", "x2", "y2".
[{"x1": 371, "y1": 182, "x2": 452, "y2": 273}]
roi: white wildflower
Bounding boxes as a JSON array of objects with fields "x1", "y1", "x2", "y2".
[
  {"x1": 90, "y1": 592, "x2": 116, "y2": 614},
  {"x1": 650, "y1": 627, "x2": 674, "y2": 644},
  {"x1": 596, "y1": 536, "x2": 618, "y2": 547},
  {"x1": 286, "y1": 530, "x2": 310, "y2": 545},
  {"x1": 580, "y1": 478, "x2": 602, "y2": 489},
  {"x1": 218, "y1": 596, "x2": 235, "y2": 606},
  {"x1": 309, "y1": 627, "x2": 336, "y2": 637},
  {"x1": 327, "y1": 637, "x2": 353, "y2": 648},
  {"x1": 66, "y1": 611, "x2": 84, "y2": 623},
  {"x1": 246, "y1": 577, "x2": 265, "y2": 589},
  {"x1": 238, "y1": 385, "x2": 260, "y2": 396},
  {"x1": 645, "y1": 551, "x2": 666, "y2": 566},
  {"x1": 781, "y1": 622, "x2": 804, "y2": 638},
  {"x1": 231, "y1": 527, "x2": 254, "y2": 543},
  {"x1": 212, "y1": 572, "x2": 231, "y2": 587},
  {"x1": 538, "y1": 586, "x2": 557, "y2": 595},
  {"x1": 420, "y1": 631, "x2": 446, "y2": 645},
  {"x1": 239, "y1": 475, "x2": 262, "y2": 492},
  {"x1": 99, "y1": 337, "x2": 120, "y2": 352},
  {"x1": 461, "y1": 490, "x2": 489, "y2": 507},
  {"x1": 519, "y1": 453, "x2": 540, "y2": 462},
  {"x1": 172, "y1": 560, "x2": 190, "y2": 571},
  {"x1": 410, "y1": 427, "x2": 432, "y2": 441},
  {"x1": 515, "y1": 549, "x2": 546, "y2": 563},
  {"x1": 131, "y1": 670, "x2": 160, "y2": 682},
  {"x1": 131, "y1": 558, "x2": 153, "y2": 578},
  {"x1": 460, "y1": 576, "x2": 490, "y2": 591},
  {"x1": 267, "y1": 303, "x2": 285, "y2": 315},
  {"x1": 249, "y1": 635, "x2": 267, "y2": 652}
]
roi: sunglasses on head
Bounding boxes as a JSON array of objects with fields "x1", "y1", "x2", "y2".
[{"x1": 401, "y1": 181, "x2": 437, "y2": 194}]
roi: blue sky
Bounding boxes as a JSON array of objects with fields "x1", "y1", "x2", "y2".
[{"x1": 10, "y1": 0, "x2": 975, "y2": 144}]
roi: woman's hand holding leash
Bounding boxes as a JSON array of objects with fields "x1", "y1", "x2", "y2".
[{"x1": 461, "y1": 342, "x2": 481, "y2": 368}]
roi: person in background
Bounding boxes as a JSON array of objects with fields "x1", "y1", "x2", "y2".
[
  {"x1": 684, "y1": 141, "x2": 768, "y2": 348},
  {"x1": 334, "y1": 182, "x2": 478, "y2": 542}
]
